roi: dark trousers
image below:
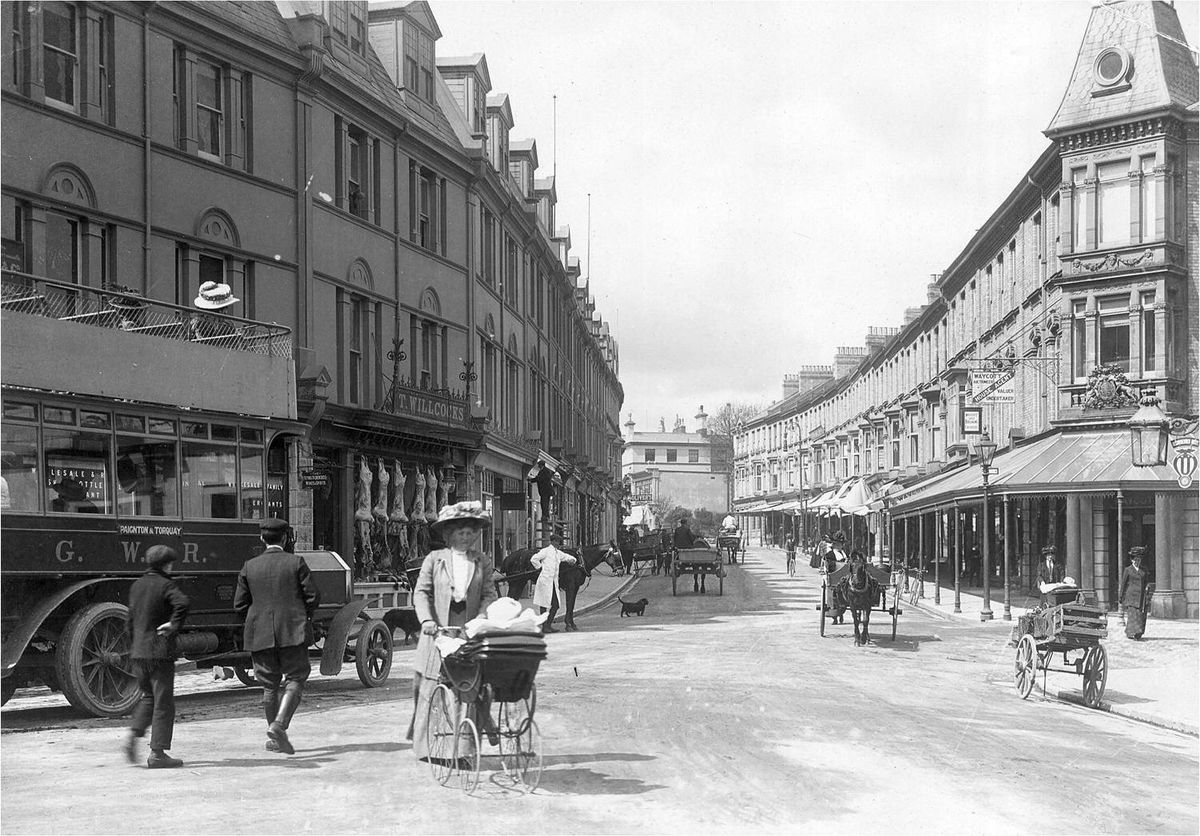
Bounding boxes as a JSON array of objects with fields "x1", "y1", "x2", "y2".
[
  {"x1": 542, "y1": 588, "x2": 560, "y2": 627},
  {"x1": 130, "y1": 658, "x2": 175, "y2": 750},
  {"x1": 252, "y1": 644, "x2": 311, "y2": 726}
]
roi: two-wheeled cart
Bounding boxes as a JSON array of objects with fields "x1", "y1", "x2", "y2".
[
  {"x1": 715, "y1": 532, "x2": 743, "y2": 565},
  {"x1": 425, "y1": 630, "x2": 546, "y2": 794},
  {"x1": 671, "y1": 546, "x2": 725, "y2": 595},
  {"x1": 1012, "y1": 588, "x2": 1108, "y2": 708}
]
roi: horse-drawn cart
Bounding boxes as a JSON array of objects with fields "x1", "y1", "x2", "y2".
[
  {"x1": 618, "y1": 530, "x2": 671, "y2": 575},
  {"x1": 715, "y1": 531, "x2": 744, "y2": 565},
  {"x1": 671, "y1": 546, "x2": 726, "y2": 595},
  {"x1": 1011, "y1": 589, "x2": 1108, "y2": 708},
  {"x1": 819, "y1": 560, "x2": 902, "y2": 642}
]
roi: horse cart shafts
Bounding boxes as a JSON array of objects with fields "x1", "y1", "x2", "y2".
[
  {"x1": 670, "y1": 547, "x2": 725, "y2": 596},
  {"x1": 716, "y1": 532, "x2": 744, "y2": 565},
  {"x1": 819, "y1": 562, "x2": 902, "y2": 644},
  {"x1": 1012, "y1": 594, "x2": 1108, "y2": 708}
]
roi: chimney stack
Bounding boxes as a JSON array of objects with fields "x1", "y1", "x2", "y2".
[{"x1": 695, "y1": 405, "x2": 709, "y2": 437}]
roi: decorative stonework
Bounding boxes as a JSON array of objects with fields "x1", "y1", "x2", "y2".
[
  {"x1": 418, "y1": 287, "x2": 440, "y2": 315},
  {"x1": 1071, "y1": 248, "x2": 1156, "y2": 274},
  {"x1": 347, "y1": 258, "x2": 373, "y2": 290},
  {"x1": 196, "y1": 209, "x2": 240, "y2": 247},
  {"x1": 1081, "y1": 364, "x2": 1138, "y2": 410},
  {"x1": 42, "y1": 164, "x2": 96, "y2": 208},
  {"x1": 1059, "y1": 117, "x2": 1184, "y2": 151}
]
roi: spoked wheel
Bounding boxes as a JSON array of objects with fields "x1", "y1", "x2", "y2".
[
  {"x1": 1014, "y1": 634, "x2": 1037, "y2": 700},
  {"x1": 55, "y1": 602, "x2": 139, "y2": 717},
  {"x1": 497, "y1": 695, "x2": 543, "y2": 793},
  {"x1": 671, "y1": 566, "x2": 678, "y2": 596},
  {"x1": 891, "y1": 593, "x2": 898, "y2": 641},
  {"x1": 426, "y1": 684, "x2": 459, "y2": 786},
  {"x1": 819, "y1": 581, "x2": 827, "y2": 637},
  {"x1": 354, "y1": 618, "x2": 393, "y2": 687},
  {"x1": 456, "y1": 717, "x2": 481, "y2": 795},
  {"x1": 234, "y1": 667, "x2": 258, "y2": 687},
  {"x1": 1082, "y1": 644, "x2": 1108, "y2": 709}
]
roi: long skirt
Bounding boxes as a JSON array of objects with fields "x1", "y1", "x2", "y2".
[
  {"x1": 1124, "y1": 606, "x2": 1147, "y2": 639},
  {"x1": 407, "y1": 609, "x2": 475, "y2": 760}
]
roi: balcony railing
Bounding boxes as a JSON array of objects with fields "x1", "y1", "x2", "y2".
[{"x1": 1, "y1": 271, "x2": 292, "y2": 359}]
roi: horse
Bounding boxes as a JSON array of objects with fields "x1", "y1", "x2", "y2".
[
  {"x1": 834, "y1": 554, "x2": 881, "y2": 646},
  {"x1": 498, "y1": 541, "x2": 622, "y2": 631}
]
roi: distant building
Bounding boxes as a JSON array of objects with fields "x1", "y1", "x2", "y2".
[{"x1": 622, "y1": 407, "x2": 732, "y2": 516}]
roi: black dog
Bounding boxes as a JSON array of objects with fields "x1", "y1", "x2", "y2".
[
  {"x1": 385, "y1": 607, "x2": 422, "y2": 645},
  {"x1": 619, "y1": 597, "x2": 649, "y2": 617}
]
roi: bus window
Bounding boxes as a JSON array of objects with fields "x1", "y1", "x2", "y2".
[
  {"x1": 2, "y1": 424, "x2": 40, "y2": 512},
  {"x1": 181, "y1": 442, "x2": 237, "y2": 519},
  {"x1": 44, "y1": 428, "x2": 111, "y2": 514},
  {"x1": 240, "y1": 445, "x2": 264, "y2": 519},
  {"x1": 116, "y1": 436, "x2": 179, "y2": 517}
]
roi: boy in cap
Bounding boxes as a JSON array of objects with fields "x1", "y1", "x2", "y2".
[
  {"x1": 124, "y1": 545, "x2": 190, "y2": 768},
  {"x1": 234, "y1": 517, "x2": 320, "y2": 754}
]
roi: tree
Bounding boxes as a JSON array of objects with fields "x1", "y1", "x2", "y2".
[
  {"x1": 647, "y1": 495, "x2": 676, "y2": 529},
  {"x1": 708, "y1": 401, "x2": 764, "y2": 438}
]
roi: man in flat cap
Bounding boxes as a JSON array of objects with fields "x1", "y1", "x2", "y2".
[
  {"x1": 124, "y1": 545, "x2": 189, "y2": 768},
  {"x1": 234, "y1": 518, "x2": 320, "y2": 754},
  {"x1": 1037, "y1": 544, "x2": 1065, "y2": 606}
]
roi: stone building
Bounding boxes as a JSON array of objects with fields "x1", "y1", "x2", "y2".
[
  {"x1": 622, "y1": 407, "x2": 733, "y2": 518},
  {"x1": 732, "y1": 0, "x2": 1198, "y2": 617},
  {"x1": 1, "y1": 0, "x2": 624, "y2": 574}
]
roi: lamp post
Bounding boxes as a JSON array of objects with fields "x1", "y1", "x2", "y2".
[
  {"x1": 784, "y1": 418, "x2": 802, "y2": 546},
  {"x1": 975, "y1": 432, "x2": 997, "y2": 622},
  {"x1": 1129, "y1": 393, "x2": 1169, "y2": 467}
]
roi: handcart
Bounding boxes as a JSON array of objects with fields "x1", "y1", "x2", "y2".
[
  {"x1": 1011, "y1": 587, "x2": 1108, "y2": 708},
  {"x1": 425, "y1": 630, "x2": 546, "y2": 794}
]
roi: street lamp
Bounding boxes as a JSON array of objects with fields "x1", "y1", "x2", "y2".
[
  {"x1": 974, "y1": 432, "x2": 997, "y2": 622},
  {"x1": 1129, "y1": 393, "x2": 1169, "y2": 467},
  {"x1": 783, "y1": 417, "x2": 803, "y2": 547}
]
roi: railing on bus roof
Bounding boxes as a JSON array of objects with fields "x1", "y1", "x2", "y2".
[{"x1": 1, "y1": 270, "x2": 292, "y2": 360}]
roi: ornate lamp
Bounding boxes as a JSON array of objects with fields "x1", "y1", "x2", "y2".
[
  {"x1": 974, "y1": 434, "x2": 997, "y2": 470},
  {"x1": 973, "y1": 432, "x2": 997, "y2": 622},
  {"x1": 1129, "y1": 393, "x2": 1169, "y2": 467}
]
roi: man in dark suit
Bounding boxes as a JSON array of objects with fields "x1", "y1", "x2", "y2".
[
  {"x1": 234, "y1": 517, "x2": 320, "y2": 755},
  {"x1": 124, "y1": 545, "x2": 189, "y2": 768},
  {"x1": 672, "y1": 518, "x2": 695, "y2": 550},
  {"x1": 529, "y1": 461, "x2": 555, "y2": 520}
]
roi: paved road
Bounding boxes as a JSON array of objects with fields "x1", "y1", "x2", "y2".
[{"x1": 2, "y1": 548, "x2": 1197, "y2": 834}]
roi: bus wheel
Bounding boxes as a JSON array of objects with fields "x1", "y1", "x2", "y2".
[{"x1": 56, "y1": 602, "x2": 140, "y2": 718}]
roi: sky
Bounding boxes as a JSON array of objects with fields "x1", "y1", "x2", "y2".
[{"x1": 430, "y1": 0, "x2": 1200, "y2": 433}]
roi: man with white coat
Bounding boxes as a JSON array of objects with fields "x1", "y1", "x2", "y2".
[{"x1": 530, "y1": 533, "x2": 577, "y2": 633}]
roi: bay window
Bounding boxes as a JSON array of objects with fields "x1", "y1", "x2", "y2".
[
  {"x1": 1097, "y1": 295, "x2": 1130, "y2": 371},
  {"x1": 1097, "y1": 160, "x2": 1130, "y2": 247}
]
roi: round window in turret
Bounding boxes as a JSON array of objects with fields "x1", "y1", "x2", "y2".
[{"x1": 1094, "y1": 46, "x2": 1132, "y2": 86}]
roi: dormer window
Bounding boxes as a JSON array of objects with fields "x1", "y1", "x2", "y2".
[
  {"x1": 330, "y1": 2, "x2": 367, "y2": 58},
  {"x1": 403, "y1": 24, "x2": 435, "y2": 102},
  {"x1": 1094, "y1": 46, "x2": 1132, "y2": 87}
]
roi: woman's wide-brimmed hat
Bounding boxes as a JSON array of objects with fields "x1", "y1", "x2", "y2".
[
  {"x1": 1129, "y1": 545, "x2": 1147, "y2": 558},
  {"x1": 106, "y1": 291, "x2": 147, "y2": 311},
  {"x1": 194, "y1": 281, "x2": 239, "y2": 310},
  {"x1": 831, "y1": 531, "x2": 847, "y2": 544},
  {"x1": 430, "y1": 501, "x2": 490, "y2": 535}
]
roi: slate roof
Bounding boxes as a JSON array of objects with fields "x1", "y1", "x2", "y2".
[{"x1": 1046, "y1": 0, "x2": 1198, "y2": 137}]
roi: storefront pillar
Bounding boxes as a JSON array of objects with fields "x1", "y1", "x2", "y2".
[
  {"x1": 933, "y1": 508, "x2": 942, "y2": 605},
  {"x1": 1002, "y1": 493, "x2": 1012, "y2": 621},
  {"x1": 1152, "y1": 492, "x2": 1187, "y2": 618},
  {"x1": 1065, "y1": 494, "x2": 1082, "y2": 582},
  {"x1": 953, "y1": 501, "x2": 962, "y2": 614}
]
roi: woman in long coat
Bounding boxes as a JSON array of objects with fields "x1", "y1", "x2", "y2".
[
  {"x1": 1118, "y1": 546, "x2": 1151, "y2": 640},
  {"x1": 530, "y1": 534, "x2": 577, "y2": 633},
  {"x1": 406, "y1": 502, "x2": 497, "y2": 759}
]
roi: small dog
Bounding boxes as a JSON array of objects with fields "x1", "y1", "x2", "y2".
[
  {"x1": 386, "y1": 608, "x2": 423, "y2": 645},
  {"x1": 619, "y1": 597, "x2": 650, "y2": 617}
]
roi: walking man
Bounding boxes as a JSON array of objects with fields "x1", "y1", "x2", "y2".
[
  {"x1": 124, "y1": 545, "x2": 189, "y2": 768},
  {"x1": 531, "y1": 533, "x2": 577, "y2": 633},
  {"x1": 234, "y1": 517, "x2": 320, "y2": 755}
]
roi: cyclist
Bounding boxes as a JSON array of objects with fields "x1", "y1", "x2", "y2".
[{"x1": 784, "y1": 535, "x2": 797, "y2": 576}]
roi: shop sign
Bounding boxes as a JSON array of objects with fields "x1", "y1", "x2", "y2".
[
  {"x1": 960, "y1": 406, "x2": 983, "y2": 435},
  {"x1": 969, "y1": 370, "x2": 1014, "y2": 404},
  {"x1": 391, "y1": 390, "x2": 467, "y2": 426},
  {"x1": 299, "y1": 468, "x2": 330, "y2": 488},
  {"x1": 497, "y1": 491, "x2": 526, "y2": 510}
]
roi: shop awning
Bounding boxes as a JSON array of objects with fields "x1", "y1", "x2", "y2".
[
  {"x1": 887, "y1": 427, "x2": 1186, "y2": 517},
  {"x1": 623, "y1": 504, "x2": 656, "y2": 528},
  {"x1": 833, "y1": 479, "x2": 875, "y2": 516},
  {"x1": 807, "y1": 488, "x2": 838, "y2": 513}
]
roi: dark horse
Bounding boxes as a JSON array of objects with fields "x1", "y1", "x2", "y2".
[
  {"x1": 498, "y1": 542, "x2": 621, "y2": 631},
  {"x1": 834, "y1": 554, "x2": 881, "y2": 646}
]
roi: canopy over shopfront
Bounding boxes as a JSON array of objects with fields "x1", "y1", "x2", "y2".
[
  {"x1": 887, "y1": 428, "x2": 1186, "y2": 517},
  {"x1": 807, "y1": 488, "x2": 838, "y2": 515},
  {"x1": 623, "y1": 504, "x2": 657, "y2": 528}
]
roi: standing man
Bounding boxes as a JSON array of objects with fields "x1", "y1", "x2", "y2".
[
  {"x1": 531, "y1": 533, "x2": 577, "y2": 633},
  {"x1": 1036, "y1": 544, "x2": 1065, "y2": 606},
  {"x1": 528, "y1": 461, "x2": 556, "y2": 520},
  {"x1": 234, "y1": 518, "x2": 320, "y2": 755},
  {"x1": 1119, "y1": 546, "x2": 1151, "y2": 640},
  {"x1": 124, "y1": 545, "x2": 189, "y2": 768}
]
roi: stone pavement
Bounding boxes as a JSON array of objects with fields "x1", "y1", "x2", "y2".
[{"x1": 785, "y1": 545, "x2": 1200, "y2": 737}]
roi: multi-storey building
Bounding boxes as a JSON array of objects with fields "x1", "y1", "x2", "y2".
[
  {"x1": 621, "y1": 408, "x2": 733, "y2": 517},
  {"x1": 1, "y1": 0, "x2": 623, "y2": 575},
  {"x1": 732, "y1": 0, "x2": 1198, "y2": 618}
]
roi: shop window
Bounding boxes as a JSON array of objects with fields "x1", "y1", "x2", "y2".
[
  {"x1": 116, "y1": 436, "x2": 179, "y2": 517},
  {"x1": 44, "y1": 426, "x2": 111, "y2": 514},
  {"x1": 181, "y1": 441, "x2": 237, "y2": 519}
]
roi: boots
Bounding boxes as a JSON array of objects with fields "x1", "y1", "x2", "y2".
[
  {"x1": 267, "y1": 685, "x2": 302, "y2": 755},
  {"x1": 147, "y1": 749, "x2": 183, "y2": 769},
  {"x1": 263, "y1": 688, "x2": 282, "y2": 752}
]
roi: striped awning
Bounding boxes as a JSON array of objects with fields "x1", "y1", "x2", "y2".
[{"x1": 887, "y1": 427, "x2": 1185, "y2": 517}]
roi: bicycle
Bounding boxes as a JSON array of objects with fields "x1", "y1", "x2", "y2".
[{"x1": 786, "y1": 547, "x2": 797, "y2": 577}]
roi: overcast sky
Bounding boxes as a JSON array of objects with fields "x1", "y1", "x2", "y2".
[{"x1": 431, "y1": 0, "x2": 1199, "y2": 433}]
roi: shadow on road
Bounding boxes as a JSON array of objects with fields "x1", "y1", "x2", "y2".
[
  {"x1": 184, "y1": 739, "x2": 408, "y2": 770},
  {"x1": 536, "y1": 766, "x2": 666, "y2": 795}
]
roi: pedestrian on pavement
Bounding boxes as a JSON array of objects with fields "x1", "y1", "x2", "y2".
[
  {"x1": 124, "y1": 545, "x2": 190, "y2": 769},
  {"x1": 531, "y1": 532, "x2": 577, "y2": 633},
  {"x1": 1119, "y1": 546, "x2": 1151, "y2": 640},
  {"x1": 406, "y1": 501, "x2": 497, "y2": 760},
  {"x1": 234, "y1": 517, "x2": 320, "y2": 755},
  {"x1": 967, "y1": 544, "x2": 982, "y2": 587},
  {"x1": 1036, "y1": 545, "x2": 1065, "y2": 606}
]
